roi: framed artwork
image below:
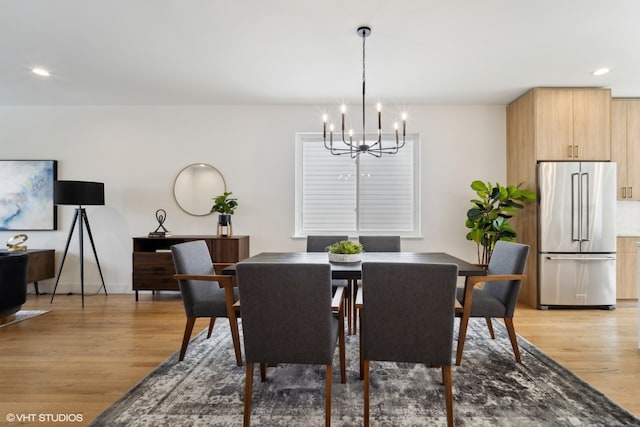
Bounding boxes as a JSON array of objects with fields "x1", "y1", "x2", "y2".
[{"x1": 0, "y1": 160, "x2": 57, "y2": 230}]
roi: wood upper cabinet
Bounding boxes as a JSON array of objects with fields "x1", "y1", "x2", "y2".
[
  {"x1": 535, "y1": 88, "x2": 611, "y2": 160},
  {"x1": 616, "y1": 237, "x2": 639, "y2": 299},
  {"x1": 611, "y1": 99, "x2": 640, "y2": 200}
]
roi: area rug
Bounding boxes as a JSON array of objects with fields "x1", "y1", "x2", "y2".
[
  {"x1": 90, "y1": 320, "x2": 640, "y2": 427},
  {"x1": 0, "y1": 310, "x2": 48, "y2": 328}
]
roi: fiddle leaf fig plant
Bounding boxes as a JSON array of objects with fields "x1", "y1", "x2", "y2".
[
  {"x1": 211, "y1": 191, "x2": 238, "y2": 215},
  {"x1": 465, "y1": 180, "x2": 535, "y2": 265}
]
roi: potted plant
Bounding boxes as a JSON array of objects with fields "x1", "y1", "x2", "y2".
[
  {"x1": 326, "y1": 240, "x2": 364, "y2": 263},
  {"x1": 465, "y1": 180, "x2": 535, "y2": 265},
  {"x1": 211, "y1": 191, "x2": 238, "y2": 236}
]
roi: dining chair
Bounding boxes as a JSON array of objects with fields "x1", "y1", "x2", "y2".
[
  {"x1": 359, "y1": 262, "x2": 458, "y2": 427},
  {"x1": 236, "y1": 262, "x2": 346, "y2": 427},
  {"x1": 170, "y1": 240, "x2": 242, "y2": 365},
  {"x1": 358, "y1": 235, "x2": 401, "y2": 252},
  {"x1": 456, "y1": 240, "x2": 530, "y2": 365}
]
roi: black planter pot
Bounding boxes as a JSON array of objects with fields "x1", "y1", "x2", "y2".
[{"x1": 217, "y1": 215, "x2": 233, "y2": 236}]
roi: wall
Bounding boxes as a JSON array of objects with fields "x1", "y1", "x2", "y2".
[{"x1": 0, "y1": 105, "x2": 506, "y2": 293}]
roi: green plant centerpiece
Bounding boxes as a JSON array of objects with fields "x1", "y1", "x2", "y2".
[
  {"x1": 325, "y1": 240, "x2": 363, "y2": 263},
  {"x1": 211, "y1": 191, "x2": 238, "y2": 236},
  {"x1": 465, "y1": 180, "x2": 535, "y2": 265}
]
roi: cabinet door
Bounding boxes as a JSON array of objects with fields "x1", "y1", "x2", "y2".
[
  {"x1": 626, "y1": 101, "x2": 640, "y2": 200},
  {"x1": 535, "y1": 89, "x2": 574, "y2": 160},
  {"x1": 573, "y1": 89, "x2": 611, "y2": 160},
  {"x1": 611, "y1": 100, "x2": 629, "y2": 200},
  {"x1": 616, "y1": 237, "x2": 639, "y2": 299}
]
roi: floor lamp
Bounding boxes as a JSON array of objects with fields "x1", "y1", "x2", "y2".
[{"x1": 51, "y1": 180, "x2": 107, "y2": 307}]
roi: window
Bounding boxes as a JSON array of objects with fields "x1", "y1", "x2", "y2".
[{"x1": 295, "y1": 133, "x2": 420, "y2": 237}]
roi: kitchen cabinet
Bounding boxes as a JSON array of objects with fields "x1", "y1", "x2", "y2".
[
  {"x1": 611, "y1": 99, "x2": 640, "y2": 200},
  {"x1": 616, "y1": 237, "x2": 639, "y2": 299},
  {"x1": 506, "y1": 87, "x2": 612, "y2": 307},
  {"x1": 132, "y1": 235, "x2": 249, "y2": 300},
  {"x1": 535, "y1": 88, "x2": 611, "y2": 161}
]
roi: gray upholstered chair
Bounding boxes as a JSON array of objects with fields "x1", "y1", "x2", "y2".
[
  {"x1": 359, "y1": 262, "x2": 458, "y2": 427},
  {"x1": 306, "y1": 235, "x2": 349, "y2": 252},
  {"x1": 0, "y1": 253, "x2": 29, "y2": 319},
  {"x1": 170, "y1": 240, "x2": 242, "y2": 365},
  {"x1": 358, "y1": 235, "x2": 401, "y2": 252},
  {"x1": 456, "y1": 240, "x2": 530, "y2": 365},
  {"x1": 236, "y1": 262, "x2": 346, "y2": 427}
]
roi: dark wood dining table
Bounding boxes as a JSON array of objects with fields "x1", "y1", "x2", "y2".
[{"x1": 223, "y1": 252, "x2": 487, "y2": 334}]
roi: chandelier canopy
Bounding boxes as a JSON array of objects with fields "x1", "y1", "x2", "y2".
[{"x1": 323, "y1": 26, "x2": 407, "y2": 158}]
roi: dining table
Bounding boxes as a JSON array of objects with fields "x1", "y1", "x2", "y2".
[{"x1": 223, "y1": 251, "x2": 487, "y2": 334}]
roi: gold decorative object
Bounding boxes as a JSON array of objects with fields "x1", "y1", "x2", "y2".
[{"x1": 7, "y1": 234, "x2": 28, "y2": 251}]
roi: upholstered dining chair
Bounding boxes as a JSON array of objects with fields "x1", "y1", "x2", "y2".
[
  {"x1": 359, "y1": 262, "x2": 458, "y2": 427},
  {"x1": 236, "y1": 262, "x2": 346, "y2": 427},
  {"x1": 456, "y1": 240, "x2": 530, "y2": 365},
  {"x1": 171, "y1": 240, "x2": 242, "y2": 365},
  {"x1": 358, "y1": 235, "x2": 401, "y2": 252}
]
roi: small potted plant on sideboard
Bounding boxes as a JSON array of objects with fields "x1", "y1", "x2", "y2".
[{"x1": 211, "y1": 191, "x2": 238, "y2": 236}]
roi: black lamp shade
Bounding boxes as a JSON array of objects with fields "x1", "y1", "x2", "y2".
[{"x1": 54, "y1": 181, "x2": 105, "y2": 206}]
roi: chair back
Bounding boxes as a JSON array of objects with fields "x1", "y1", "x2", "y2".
[
  {"x1": 485, "y1": 241, "x2": 530, "y2": 316},
  {"x1": 361, "y1": 262, "x2": 458, "y2": 365},
  {"x1": 171, "y1": 240, "x2": 223, "y2": 317},
  {"x1": 358, "y1": 236, "x2": 401, "y2": 252},
  {"x1": 306, "y1": 235, "x2": 348, "y2": 252},
  {"x1": 236, "y1": 262, "x2": 336, "y2": 365},
  {"x1": 0, "y1": 253, "x2": 28, "y2": 316}
]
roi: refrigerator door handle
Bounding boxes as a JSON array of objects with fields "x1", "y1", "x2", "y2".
[
  {"x1": 545, "y1": 256, "x2": 615, "y2": 261},
  {"x1": 571, "y1": 173, "x2": 580, "y2": 242},
  {"x1": 581, "y1": 172, "x2": 590, "y2": 242}
]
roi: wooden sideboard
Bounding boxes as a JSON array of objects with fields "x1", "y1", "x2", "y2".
[
  {"x1": 0, "y1": 249, "x2": 55, "y2": 295},
  {"x1": 132, "y1": 235, "x2": 249, "y2": 300}
]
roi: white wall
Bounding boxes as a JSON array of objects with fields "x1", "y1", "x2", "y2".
[{"x1": 0, "y1": 105, "x2": 506, "y2": 293}]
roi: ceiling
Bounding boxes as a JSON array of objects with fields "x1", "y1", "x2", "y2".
[{"x1": 2, "y1": 0, "x2": 640, "y2": 106}]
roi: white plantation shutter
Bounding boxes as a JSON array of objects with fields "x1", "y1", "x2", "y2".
[{"x1": 295, "y1": 133, "x2": 419, "y2": 236}]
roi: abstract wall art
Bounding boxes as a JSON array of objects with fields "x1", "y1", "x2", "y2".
[{"x1": 0, "y1": 160, "x2": 57, "y2": 230}]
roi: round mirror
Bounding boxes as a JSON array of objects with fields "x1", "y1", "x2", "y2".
[{"x1": 173, "y1": 163, "x2": 227, "y2": 216}]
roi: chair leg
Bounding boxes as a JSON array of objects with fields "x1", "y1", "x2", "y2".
[
  {"x1": 179, "y1": 317, "x2": 196, "y2": 361},
  {"x1": 338, "y1": 305, "x2": 346, "y2": 384},
  {"x1": 442, "y1": 365, "x2": 453, "y2": 427},
  {"x1": 485, "y1": 317, "x2": 495, "y2": 339},
  {"x1": 260, "y1": 363, "x2": 267, "y2": 381},
  {"x1": 325, "y1": 364, "x2": 332, "y2": 427},
  {"x1": 504, "y1": 317, "x2": 522, "y2": 363},
  {"x1": 228, "y1": 312, "x2": 243, "y2": 367},
  {"x1": 207, "y1": 317, "x2": 216, "y2": 338},
  {"x1": 363, "y1": 360, "x2": 370, "y2": 427},
  {"x1": 243, "y1": 363, "x2": 254, "y2": 427},
  {"x1": 359, "y1": 308, "x2": 364, "y2": 380},
  {"x1": 455, "y1": 313, "x2": 470, "y2": 366}
]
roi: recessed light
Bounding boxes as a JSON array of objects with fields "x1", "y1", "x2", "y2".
[
  {"x1": 32, "y1": 67, "x2": 51, "y2": 77},
  {"x1": 592, "y1": 67, "x2": 611, "y2": 76}
]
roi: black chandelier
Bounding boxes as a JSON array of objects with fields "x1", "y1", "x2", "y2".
[{"x1": 323, "y1": 26, "x2": 407, "y2": 158}]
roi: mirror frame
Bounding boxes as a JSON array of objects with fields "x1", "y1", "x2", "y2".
[{"x1": 173, "y1": 163, "x2": 227, "y2": 216}]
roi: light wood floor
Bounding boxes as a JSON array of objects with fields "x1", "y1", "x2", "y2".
[{"x1": 0, "y1": 293, "x2": 638, "y2": 425}]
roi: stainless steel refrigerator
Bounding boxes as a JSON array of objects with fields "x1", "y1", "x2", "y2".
[{"x1": 538, "y1": 161, "x2": 616, "y2": 309}]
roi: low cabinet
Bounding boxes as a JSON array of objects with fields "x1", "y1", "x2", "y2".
[{"x1": 132, "y1": 235, "x2": 249, "y2": 300}]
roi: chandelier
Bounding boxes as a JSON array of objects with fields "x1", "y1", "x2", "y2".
[{"x1": 323, "y1": 26, "x2": 407, "y2": 158}]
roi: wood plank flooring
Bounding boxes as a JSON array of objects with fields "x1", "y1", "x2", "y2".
[{"x1": 0, "y1": 293, "x2": 638, "y2": 425}]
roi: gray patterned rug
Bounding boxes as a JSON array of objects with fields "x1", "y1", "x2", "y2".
[
  {"x1": 0, "y1": 310, "x2": 48, "y2": 328},
  {"x1": 90, "y1": 320, "x2": 639, "y2": 426}
]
